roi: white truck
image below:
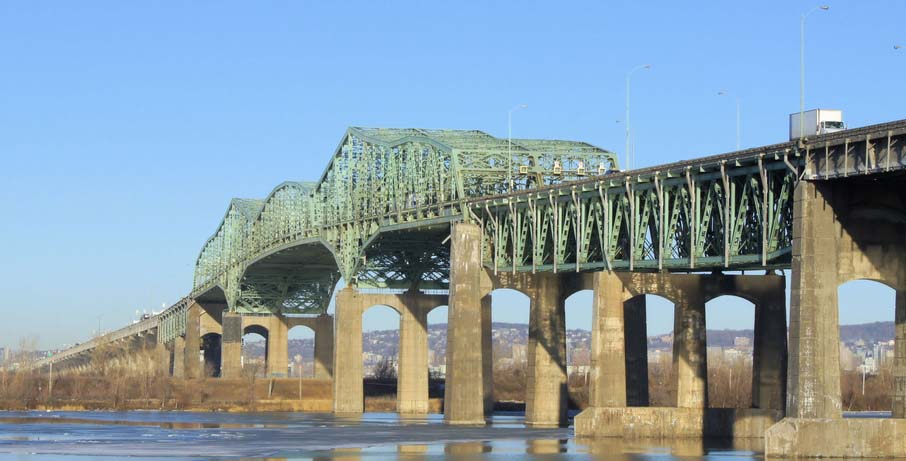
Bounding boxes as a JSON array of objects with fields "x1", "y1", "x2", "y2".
[{"x1": 789, "y1": 109, "x2": 845, "y2": 140}]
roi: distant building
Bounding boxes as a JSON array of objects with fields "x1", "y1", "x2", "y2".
[
  {"x1": 511, "y1": 344, "x2": 527, "y2": 363},
  {"x1": 734, "y1": 336, "x2": 751, "y2": 348},
  {"x1": 840, "y1": 342, "x2": 857, "y2": 371}
]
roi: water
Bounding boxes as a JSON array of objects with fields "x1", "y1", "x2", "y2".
[{"x1": 0, "y1": 411, "x2": 764, "y2": 460}]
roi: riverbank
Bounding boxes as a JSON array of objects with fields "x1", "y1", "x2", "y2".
[{"x1": 0, "y1": 374, "x2": 448, "y2": 413}]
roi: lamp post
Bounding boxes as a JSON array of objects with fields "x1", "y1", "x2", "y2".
[
  {"x1": 507, "y1": 104, "x2": 528, "y2": 192},
  {"x1": 626, "y1": 64, "x2": 651, "y2": 170},
  {"x1": 718, "y1": 90, "x2": 741, "y2": 151},
  {"x1": 800, "y1": 5, "x2": 830, "y2": 139}
]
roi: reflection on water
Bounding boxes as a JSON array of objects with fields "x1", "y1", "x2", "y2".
[{"x1": 0, "y1": 410, "x2": 773, "y2": 461}]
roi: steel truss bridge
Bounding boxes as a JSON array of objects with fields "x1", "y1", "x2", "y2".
[{"x1": 126, "y1": 121, "x2": 906, "y2": 346}]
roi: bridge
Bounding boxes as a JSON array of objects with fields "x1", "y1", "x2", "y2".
[{"x1": 35, "y1": 120, "x2": 906, "y2": 457}]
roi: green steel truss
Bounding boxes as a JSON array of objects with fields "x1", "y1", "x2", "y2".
[
  {"x1": 141, "y1": 120, "x2": 906, "y2": 344},
  {"x1": 469, "y1": 119, "x2": 906, "y2": 274},
  {"x1": 472, "y1": 154, "x2": 797, "y2": 273},
  {"x1": 191, "y1": 127, "x2": 618, "y2": 317}
]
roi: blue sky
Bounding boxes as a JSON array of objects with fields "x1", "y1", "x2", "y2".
[{"x1": 1, "y1": 2, "x2": 904, "y2": 349}]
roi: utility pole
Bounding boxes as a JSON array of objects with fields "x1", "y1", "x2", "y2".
[
  {"x1": 800, "y1": 5, "x2": 830, "y2": 139},
  {"x1": 626, "y1": 64, "x2": 651, "y2": 170},
  {"x1": 48, "y1": 361, "x2": 53, "y2": 406}
]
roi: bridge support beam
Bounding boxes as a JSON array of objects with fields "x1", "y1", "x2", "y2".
[
  {"x1": 674, "y1": 291, "x2": 708, "y2": 409},
  {"x1": 183, "y1": 302, "x2": 202, "y2": 379},
  {"x1": 767, "y1": 179, "x2": 906, "y2": 458},
  {"x1": 221, "y1": 312, "x2": 242, "y2": 379},
  {"x1": 896, "y1": 290, "x2": 906, "y2": 419},
  {"x1": 333, "y1": 288, "x2": 364, "y2": 413},
  {"x1": 314, "y1": 313, "x2": 334, "y2": 380},
  {"x1": 525, "y1": 273, "x2": 568, "y2": 427},
  {"x1": 398, "y1": 293, "x2": 431, "y2": 415},
  {"x1": 444, "y1": 222, "x2": 487, "y2": 425},
  {"x1": 481, "y1": 295, "x2": 494, "y2": 415},
  {"x1": 265, "y1": 317, "x2": 288, "y2": 378},
  {"x1": 752, "y1": 279, "x2": 787, "y2": 411},
  {"x1": 172, "y1": 336, "x2": 185, "y2": 378}
]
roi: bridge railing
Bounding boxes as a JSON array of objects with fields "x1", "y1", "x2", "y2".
[{"x1": 30, "y1": 316, "x2": 160, "y2": 370}]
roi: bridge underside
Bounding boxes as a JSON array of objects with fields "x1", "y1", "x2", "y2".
[{"x1": 239, "y1": 242, "x2": 340, "y2": 314}]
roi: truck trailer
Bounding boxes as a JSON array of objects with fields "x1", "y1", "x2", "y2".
[{"x1": 789, "y1": 109, "x2": 845, "y2": 140}]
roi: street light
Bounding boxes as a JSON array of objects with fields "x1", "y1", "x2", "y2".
[
  {"x1": 507, "y1": 104, "x2": 528, "y2": 192},
  {"x1": 800, "y1": 5, "x2": 830, "y2": 139},
  {"x1": 718, "y1": 90, "x2": 741, "y2": 151},
  {"x1": 626, "y1": 64, "x2": 651, "y2": 170}
]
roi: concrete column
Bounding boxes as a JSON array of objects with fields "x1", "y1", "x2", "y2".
[
  {"x1": 156, "y1": 342, "x2": 170, "y2": 376},
  {"x1": 674, "y1": 294, "x2": 708, "y2": 409},
  {"x1": 444, "y1": 222, "x2": 486, "y2": 425},
  {"x1": 221, "y1": 312, "x2": 243, "y2": 379},
  {"x1": 184, "y1": 303, "x2": 202, "y2": 379},
  {"x1": 266, "y1": 315, "x2": 289, "y2": 378},
  {"x1": 314, "y1": 314, "x2": 335, "y2": 380},
  {"x1": 752, "y1": 279, "x2": 788, "y2": 411},
  {"x1": 172, "y1": 336, "x2": 185, "y2": 378},
  {"x1": 525, "y1": 273, "x2": 568, "y2": 427},
  {"x1": 788, "y1": 181, "x2": 842, "y2": 419},
  {"x1": 334, "y1": 288, "x2": 363, "y2": 413},
  {"x1": 481, "y1": 295, "x2": 494, "y2": 415},
  {"x1": 589, "y1": 271, "x2": 627, "y2": 408},
  {"x1": 398, "y1": 296, "x2": 429, "y2": 414},
  {"x1": 624, "y1": 295, "x2": 649, "y2": 407},
  {"x1": 894, "y1": 289, "x2": 906, "y2": 418}
]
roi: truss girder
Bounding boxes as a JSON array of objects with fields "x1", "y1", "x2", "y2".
[
  {"x1": 191, "y1": 128, "x2": 619, "y2": 310},
  {"x1": 474, "y1": 157, "x2": 798, "y2": 273}
]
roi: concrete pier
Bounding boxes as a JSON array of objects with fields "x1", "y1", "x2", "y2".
[
  {"x1": 332, "y1": 288, "x2": 445, "y2": 415},
  {"x1": 444, "y1": 222, "x2": 487, "y2": 424},
  {"x1": 765, "y1": 179, "x2": 906, "y2": 458},
  {"x1": 172, "y1": 336, "x2": 185, "y2": 378},
  {"x1": 220, "y1": 312, "x2": 242, "y2": 379},
  {"x1": 183, "y1": 302, "x2": 202, "y2": 379},
  {"x1": 525, "y1": 273, "x2": 568, "y2": 427},
  {"x1": 333, "y1": 288, "x2": 364, "y2": 414},
  {"x1": 675, "y1": 294, "x2": 708, "y2": 409},
  {"x1": 576, "y1": 271, "x2": 785, "y2": 439},
  {"x1": 398, "y1": 293, "x2": 430, "y2": 414},
  {"x1": 314, "y1": 313, "x2": 335, "y2": 380}
]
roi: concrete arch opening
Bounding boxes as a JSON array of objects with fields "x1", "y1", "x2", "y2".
[
  {"x1": 642, "y1": 294, "x2": 676, "y2": 407},
  {"x1": 362, "y1": 304, "x2": 401, "y2": 410},
  {"x1": 287, "y1": 325, "x2": 315, "y2": 377},
  {"x1": 837, "y1": 279, "x2": 901, "y2": 416},
  {"x1": 704, "y1": 295, "x2": 755, "y2": 408},
  {"x1": 564, "y1": 289, "x2": 593, "y2": 412},
  {"x1": 488, "y1": 288, "x2": 531, "y2": 412},
  {"x1": 242, "y1": 325, "x2": 268, "y2": 378},
  {"x1": 200, "y1": 332, "x2": 222, "y2": 378},
  {"x1": 426, "y1": 305, "x2": 448, "y2": 406}
]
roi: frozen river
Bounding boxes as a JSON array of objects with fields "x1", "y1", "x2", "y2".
[{"x1": 0, "y1": 411, "x2": 766, "y2": 460}]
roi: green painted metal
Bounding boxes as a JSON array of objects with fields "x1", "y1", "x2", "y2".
[
  {"x1": 190, "y1": 127, "x2": 618, "y2": 319},
  {"x1": 146, "y1": 120, "x2": 905, "y2": 345},
  {"x1": 473, "y1": 156, "x2": 797, "y2": 274}
]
